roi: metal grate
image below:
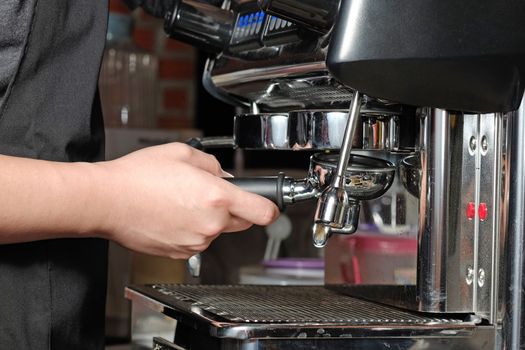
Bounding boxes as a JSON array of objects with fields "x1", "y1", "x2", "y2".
[
  {"x1": 224, "y1": 75, "x2": 355, "y2": 110},
  {"x1": 150, "y1": 284, "x2": 465, "y2": 325},
  {"x1": 248, "y1": 84, "x2": 354, "y2": 110}
]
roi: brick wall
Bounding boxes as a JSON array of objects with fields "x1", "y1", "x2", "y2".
[{"x1": 108, "y1": 0, "x2": 196, "y2": 129}]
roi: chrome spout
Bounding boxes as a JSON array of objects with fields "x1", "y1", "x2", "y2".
[{"x1": 312, "y1": 91, "x2": 362, "y2": 246}]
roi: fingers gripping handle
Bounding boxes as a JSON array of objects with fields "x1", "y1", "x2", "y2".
[
  {"x1": 187, "y1": 174, "x2": 286, "y2": 278},
  {"x1": 225, "y1": 173, "x2": 286, "y2": 211}
]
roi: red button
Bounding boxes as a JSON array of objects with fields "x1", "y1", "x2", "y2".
[
  {"x1": 479, "y1": 203, "x2": 488, "y2": 221},
  {"x1": 466, "y1": 202, "x2": 476, "y2": 220}
]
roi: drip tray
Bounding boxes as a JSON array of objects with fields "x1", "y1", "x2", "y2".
[{"x1": 126, "y1": 284, "x2": 477, "y2": 341}]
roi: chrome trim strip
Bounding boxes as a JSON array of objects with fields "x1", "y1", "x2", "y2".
[
  {"x1": 211, "y1": 61, "x2": 327, "y2": 86},
  {"x1": 502, "y1": 95, "x2": 525, "y2": 349}
]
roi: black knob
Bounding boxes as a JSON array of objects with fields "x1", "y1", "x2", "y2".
[
  {"x1": 226, "y1": 173, "x2": 287, "y2": 211},
  {"x1": 164, "y1": 0, "x2": 234, "y2": 54},
  {"x1": 258, "y1": 0, "x2": 340, "y2": 34}
]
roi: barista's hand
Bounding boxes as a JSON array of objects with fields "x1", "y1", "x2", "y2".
[{"x1": 94, "y1": 143, "x2": 279, "y2": 259}]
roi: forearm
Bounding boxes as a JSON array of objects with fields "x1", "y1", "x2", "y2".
[
  {"x1": 0, "y1": 143, "x2": 278, "y2": 258},
  {"x1": 0, "y1": 155, "x2": 105, "y2": 244}
]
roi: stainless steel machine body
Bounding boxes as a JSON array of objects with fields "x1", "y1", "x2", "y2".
[
  {"x1": 128, "y1": 0, "x2": 525, "y2": 348},
  {"x1": 332, "y1": 109, "x2": 509, "y2": 319}
]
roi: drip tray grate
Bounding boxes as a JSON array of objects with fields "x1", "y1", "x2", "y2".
[{"x1": 145, "y1": 284, "x2": 467, "y2": 325}]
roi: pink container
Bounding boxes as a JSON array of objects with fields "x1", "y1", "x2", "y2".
[{"x1": 336, "y1": 234, "x2": 417, "y2": 285}]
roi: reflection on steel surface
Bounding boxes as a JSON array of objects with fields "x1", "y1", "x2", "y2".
[
  {"x1": 399, "y1": 154, "x2": 420, "y2": 198},
  {"x1": 234, "y1": 109, "x2": 409, "y2": 150},
  {"x1": 308, "y1": 153, "x2": 395, "y2": 201}
]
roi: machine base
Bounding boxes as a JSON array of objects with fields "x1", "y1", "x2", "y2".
[{"x1": 126, "y1": 284, "x2": 498, "y2": 350}]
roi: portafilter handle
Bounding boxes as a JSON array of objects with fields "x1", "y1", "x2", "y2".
[
  {"x1": 225, "y1": 174, "x2": 318, "y2": 211},
  {"x1": 226, "y1": 174, "x2": 287, "y2": 211},
  {"x1": 185, "y1": 136, "x2": 235, "y2": 150}
]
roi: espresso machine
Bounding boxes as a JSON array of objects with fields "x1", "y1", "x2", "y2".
[{"x1": 125, "y1": 1, "x2": 525, "y2": 349}]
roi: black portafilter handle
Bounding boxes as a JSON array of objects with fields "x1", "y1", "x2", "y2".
[
  {"x1": 225, "y1": 173, "x2": 287, "y2": 211},
  {"x1": 185, "y1": 138, "x2": 287, "y2": 211},
  {"x1": 185, "y1": 136, "x2": 235, "y2": 151},
  {"x1": 186, "y1": 137, "x2": 204, "y2": 150}
]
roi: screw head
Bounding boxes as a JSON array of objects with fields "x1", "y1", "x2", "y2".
[
  {"x1": 478, "y1": 268, "x2": 486, "y2": 287},
  {"x1": 481, "y1": 135, "x2": 488, "y2": 154},
  {"x1": 469, "y1": 136, "x2": 477, "y2": 153},
  {"x1": 466, "y1": 266, "x2": 474, "y2": 285}
]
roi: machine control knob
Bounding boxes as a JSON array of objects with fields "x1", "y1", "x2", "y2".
[
  {"x1": 164, "y1": 0, "x2": 234, "y2": 54},
  {"x1": 258, "y1": 0, "x2": 340, "y2": 33}
]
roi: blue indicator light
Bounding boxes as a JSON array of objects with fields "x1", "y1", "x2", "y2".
[{"x1": 237, "y1": 12, "x2": 267, "y2": 31}]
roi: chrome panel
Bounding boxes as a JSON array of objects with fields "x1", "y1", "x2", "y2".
[
  {"x1": 497, "y1": 116, "x2": 511, "y2": 324},
  {"x1": 417, "y1": 108, "x2": 451, "y2": 312},
  {"x1": 502, "y1": 95, "x2": 525, "y2": 349},
  {"x1": 310, "y1": 110, "x2": 352, "y2": 149},
  {"x1": 212, "y1": 62, "x2": 327, "y2": 86},
  {"x1": 233, "y1": 113, "x2": 290, "y2": 149},
  {"x1": 444, "y1": 113, "x2": 477, "y2": 313},
  {"x1": 234, "y1": 109, "x2": 412, "y2": 150},
  {"x1": 477, "y1": 114, "x2": 505, "y2": 321}
]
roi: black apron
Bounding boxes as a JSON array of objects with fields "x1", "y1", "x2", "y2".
[{"x1": 0, "y1": 1, "x2": 109, "y2": 349}]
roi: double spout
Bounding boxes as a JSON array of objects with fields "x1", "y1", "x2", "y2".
[{"x1": 312, "y1": 91, "x2": 363, "y2": 247}]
